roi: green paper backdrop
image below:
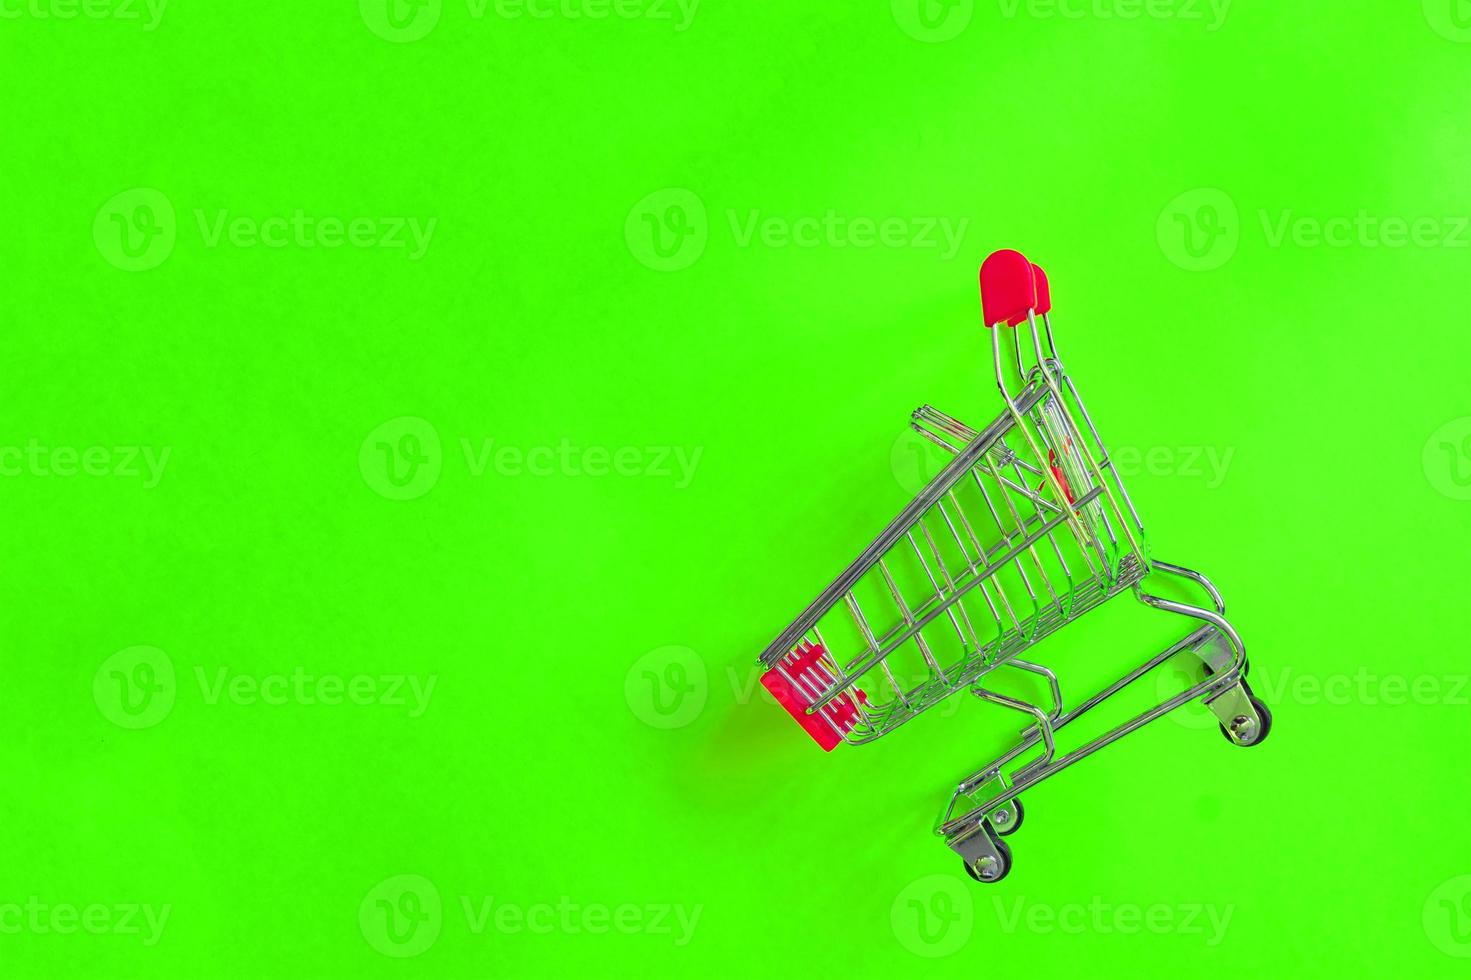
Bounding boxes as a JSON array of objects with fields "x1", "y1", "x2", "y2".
[{"x1": 3, "y1": 1, "x2": 1470, "y2": 976}]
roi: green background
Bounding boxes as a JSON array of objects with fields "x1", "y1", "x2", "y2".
[{"x1": 3, "y1": 1, "x2": 1470, "y2": 976}]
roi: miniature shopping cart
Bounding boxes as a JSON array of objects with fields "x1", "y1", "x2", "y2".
[{"x1": 757, "y1": 248, "x2": 1272, "y2": 883}]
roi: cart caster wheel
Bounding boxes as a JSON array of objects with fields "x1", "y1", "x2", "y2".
[
  {"x1": 964, "y1": 838, "x2": 1012, "y2": 883},
  {"x1": 1220, "y1": 696, "x2": 1272, "y2": 747},
  {"x1": 990, "y1": 799, "x2": 1025, "y2": 837}
]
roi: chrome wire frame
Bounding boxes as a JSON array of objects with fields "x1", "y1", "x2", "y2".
[
  {"x1": 756, "y1": 304, "x2": 1261, "y2": 872},
  {"x1": 756, "y1": 312, "x2": 1154, "y2": 744}
]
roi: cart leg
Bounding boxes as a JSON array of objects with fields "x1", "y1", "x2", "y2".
[
  {"x1": 950, "y1": 769, "x2": 1027, "y2": 838},
  {"x1": 937, "y1": 609, "x2": 1264, "y2": 866},
  {"x1": 1186, "y1": 630, "x2": 1272, "y2": 748},
  {"x1": 941, "y1": 690, "x2": 1051, "y2": 881},
  {"x1": 934, "y1": 560, "x2": 1271, "y2": 878},
  {"x1": 1141, "y1": 560, "x2": 1273, "y2": 749}
]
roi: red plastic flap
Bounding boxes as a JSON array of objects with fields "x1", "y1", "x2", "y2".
[
  {"x1": 980, "y1": 249, "x2": 1036, "y2": 328},
  {"x1": 1031, "y1": 263, "x2": 1051, "y2": 317},
  {"x1": 1047, "y1": 449, "x2": 1075, "y2": 505},
  {"x1": 761, "y1": 642, "x2": 867, "y2": 752}
]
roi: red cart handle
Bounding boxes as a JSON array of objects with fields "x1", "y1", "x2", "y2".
[{"x1": 980, "y1": 249, "x2": 1052, "y2": 327}]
